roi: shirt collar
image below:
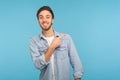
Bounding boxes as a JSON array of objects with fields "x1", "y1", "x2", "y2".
[{"x1": 39, "y1": 30, "x2": 61, "y2": 40}]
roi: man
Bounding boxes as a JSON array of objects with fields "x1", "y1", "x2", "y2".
[{"x1": 29, "y1": 6, "x2": 83, "y2": 80}]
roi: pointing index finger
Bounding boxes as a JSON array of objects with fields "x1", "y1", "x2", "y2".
[{"x1": 58, "y1": 34, "x2": 66, "y2": 39}]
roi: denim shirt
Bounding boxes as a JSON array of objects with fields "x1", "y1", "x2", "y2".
[{"x1": 29, "y1": 31, "x2": 83, "y2": 80}]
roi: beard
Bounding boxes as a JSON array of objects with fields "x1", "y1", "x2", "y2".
[{"x1": 40, "y1": 23, "x2": 53, "y2": 31}]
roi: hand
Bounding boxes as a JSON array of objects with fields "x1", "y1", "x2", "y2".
[
  {"x1": 75, "y1": 78, "x2": 81, "y2": 80},
  {"x1": 50, "y1": 34, "x2": 65, "y2": 49}
]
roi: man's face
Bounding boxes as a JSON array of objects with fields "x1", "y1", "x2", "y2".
[{"x1": 38, "y1": 10, "x2": 54, "y2": 31}]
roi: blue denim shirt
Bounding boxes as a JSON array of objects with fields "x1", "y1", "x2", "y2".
[{"x1": 29, "y1": 31, "x2": 83, "y2": 80}]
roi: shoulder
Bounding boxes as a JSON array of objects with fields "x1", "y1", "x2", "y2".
[
  {"x1": 29, "y1": 35, "x2": 40, "y2": 44},
  {"x1": 55, "y1": 31, "x2": 71, "y2": 38},
  {"x1": 63, "y1": 33, "x2": 72, "y2": 40},
  {"x1": 58, "y1": 32, "x2": 73, "y2": 41}
]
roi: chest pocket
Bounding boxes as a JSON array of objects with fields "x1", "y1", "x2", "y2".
[{"x1": 55, "y1": 44, "x2": 68, "y2": 60}]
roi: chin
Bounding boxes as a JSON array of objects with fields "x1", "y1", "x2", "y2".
[
  {"x1": 44, "y1": 26, "x2": 52, "y2": 31},
  {"x1": 42, "y1": 28, "x2": 50, "y2": 31}
]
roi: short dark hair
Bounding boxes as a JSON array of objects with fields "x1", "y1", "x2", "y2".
[{"x1": 36, "y1": 6, "x2": 54, "y2": 19}]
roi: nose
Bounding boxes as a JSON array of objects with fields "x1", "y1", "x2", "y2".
[{"x1": 42, "y1": 17, "x2": 47, "y2": 22}]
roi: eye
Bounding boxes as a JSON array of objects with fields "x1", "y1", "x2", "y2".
[
  {"x1": 39, "y1": 16, "x2": 43, "y2": 19},
  {"x1": 39, "y1": 15, "x2": 43, "y2": 19},
  {"x1": 46, "y1": 16, "x2": 50, "y2": 19}
]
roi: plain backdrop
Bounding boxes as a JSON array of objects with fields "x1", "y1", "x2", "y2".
[{"x1": 0, "y1": 0, "x2": 120, "y2": 80}]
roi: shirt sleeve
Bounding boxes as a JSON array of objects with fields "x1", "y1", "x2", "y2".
[
  {"x1": 29, "y1": 38, "x2": 49, "y2": 71},
  {"x1": 67, "y1": 35, "x2": 84, "y2": 79}
]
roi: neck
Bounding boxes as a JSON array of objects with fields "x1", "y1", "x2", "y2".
[{"x1": 42, "y1": 27, "x2": 54, "y2": 37}]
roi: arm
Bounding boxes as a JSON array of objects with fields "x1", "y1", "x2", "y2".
[
  {"x1": 45, "y1": 34, "x2": 66, "y2": 62},
  {"x1": 75, "y1": 78, "x2": 81, "y2": 80},
  {"x1": 44, "y1": 46, "x2": 55, "y2": 62},
  {"x1": 29, "y1": 35, "x2": 65, "y2": 70},
  {"x1": 29, "y1": 39, "x2": 48, "y2": 70},
  {"x1": 67, "y1": 35, "x2": 83, "y2": 79}
]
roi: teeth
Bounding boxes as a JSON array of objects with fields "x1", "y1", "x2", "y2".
[{"x1": 43, "y1": 23, "x2": 47, "y2": 26}]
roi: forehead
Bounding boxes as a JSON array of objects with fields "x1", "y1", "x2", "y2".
[{"x1": 39, "y1": 10, "x2": 52, "y2": 16}]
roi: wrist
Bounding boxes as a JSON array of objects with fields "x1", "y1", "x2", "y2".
[
  {"x1": 75, "y1": 78, "x2": 80, "y2": 80},
  {"x1": 49, "y1": 45, "x2": 55, "y2": 51}
]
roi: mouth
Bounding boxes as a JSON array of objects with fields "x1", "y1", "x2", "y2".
[{"x1": 43, "y1": 23, "x2": 48, "y2": 26}]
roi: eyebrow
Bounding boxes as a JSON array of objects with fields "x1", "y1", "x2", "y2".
[{"x1": 39, "y1": 15, "x2": 51, "y2": 17}]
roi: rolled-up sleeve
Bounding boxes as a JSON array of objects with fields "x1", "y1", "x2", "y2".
[{"x1": 29, "y1": 39, "x2": 49, "y2": 71}]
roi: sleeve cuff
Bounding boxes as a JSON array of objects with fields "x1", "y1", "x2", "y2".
[
  {"x1": 74, "y1": 71, "x2": 83, "y2": 79},
  {"x1": 41, "y1": 54, "x2": 50, "y2": 65}
]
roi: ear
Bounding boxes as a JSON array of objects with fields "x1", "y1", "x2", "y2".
[{"x1": 52, "y1": 19, "x2": 54, "y2": 24}]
